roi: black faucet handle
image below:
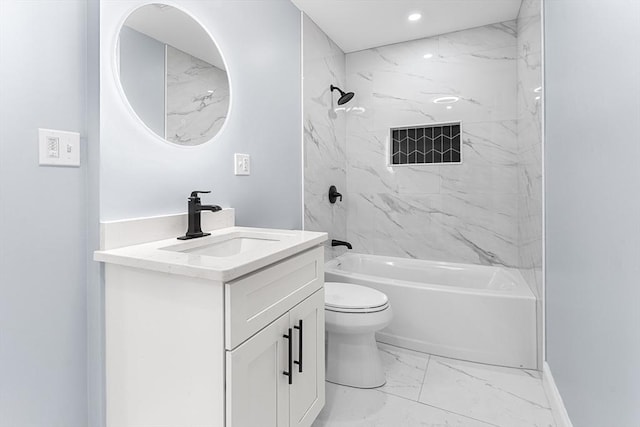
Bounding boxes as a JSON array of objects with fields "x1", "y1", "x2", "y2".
[
  {"x1": 329, "y1": 185, "x2": 343, "y2": 204},
  {"x1": 189, "y1": 190, "x2": 211, "y2": 198}
]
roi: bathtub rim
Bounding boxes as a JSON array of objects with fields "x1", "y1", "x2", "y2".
[{"x1": 325, "y1": 252, "x2": 535, "y2": 300}]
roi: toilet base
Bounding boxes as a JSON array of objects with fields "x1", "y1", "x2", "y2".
[{"x1": 326, "y1": 331, "x2": 385, "y2": 388}]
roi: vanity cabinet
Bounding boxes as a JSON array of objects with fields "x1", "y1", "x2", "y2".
[
  {"x1": 226, "y1": 290, "x2": 324, "y2": 427},
  {"x1": 103, "y1": 244, "x2": 325, "y2": 427}
]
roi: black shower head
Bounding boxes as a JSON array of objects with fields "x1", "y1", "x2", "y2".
[{"x1": 330, "y1": 85, "x2": 355, "y2": 105}]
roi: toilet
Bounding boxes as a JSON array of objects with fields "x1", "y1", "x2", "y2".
[{"x1": 324, "y1": 282, "x2": 393, "y2": 388}]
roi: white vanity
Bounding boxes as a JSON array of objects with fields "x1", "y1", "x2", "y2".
[{"x1": 95, "y1": 210, "x2": 327, "y2": 427}]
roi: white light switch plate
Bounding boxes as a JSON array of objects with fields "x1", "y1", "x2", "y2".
[
  {"x1": 234, "y1": 153, "x2": 250, "y2": 175},
  {"x1": 39, "y1": 128, "x2": 80, "y2": 167}
]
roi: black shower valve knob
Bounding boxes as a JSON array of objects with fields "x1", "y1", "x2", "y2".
[{"x1": 329, "y1": 185, "x2": 343, "y2": 204}]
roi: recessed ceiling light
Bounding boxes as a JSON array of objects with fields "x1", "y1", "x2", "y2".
[
  {"x1": 446, "y1": 106, "x2": 453, "y2": 110},
  {"x1": 433, "y1": 96, "x2": 460, "y2": 104},
  {"x1": 423, "y1": 53, "x2": 433, "y2": 59},
  {"x1": 408, "y1": 13, "x2": 422, "y2": 21},
  {"x1": 534, "y1": 86, "x2": 542, "y2": 93}
]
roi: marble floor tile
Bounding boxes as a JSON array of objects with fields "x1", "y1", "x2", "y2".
[
  {"x1": 418, "y1": 356, "x2": 555, "y2": 427},
  {"x1": 377, "y1": 343, "x2": 430, "y2": 401},
  {"x1": 313, "y1": 382, "x2": 495, "y2": 427}
]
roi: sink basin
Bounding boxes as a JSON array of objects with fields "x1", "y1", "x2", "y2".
[
  {"x1": 176, "y1": 237, "x2": 278, "y2": 257},
  {"x1": 160, "y1": 230, "x2": 291, "y2": 258}
]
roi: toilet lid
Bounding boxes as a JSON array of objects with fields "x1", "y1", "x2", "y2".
[{"x1": 325, "y1": 282, "x2": 389, "y2": 311}]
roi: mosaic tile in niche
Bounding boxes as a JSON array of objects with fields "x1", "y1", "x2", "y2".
[{"x1": 390, "y1": 123, "x2": 462, "y2": 165}]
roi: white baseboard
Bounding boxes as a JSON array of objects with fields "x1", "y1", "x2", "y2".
[{"x1": 543, "y1": 362, "x2": 573, "y2": 427}]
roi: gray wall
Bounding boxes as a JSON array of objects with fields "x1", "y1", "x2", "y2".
[
  {"x1": 0, "y1": 1, "x2": 88, "y2": 426},
  {"x1": 101, "y1": 0, "x2": 303, "y2": 229},
  {"x1": 87, "y1": 0, "x2": 103, "y2": 426},
  {"x1": 119, "y1": 26, "x2": 166, "y2": 137},
  {"x1": 545, "y1": 1, "x2": 640, "y2": 425}
]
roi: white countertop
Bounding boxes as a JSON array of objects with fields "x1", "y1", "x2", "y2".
[{"x1": 94, "y1": 226, "x2": 327, "y2": 282}]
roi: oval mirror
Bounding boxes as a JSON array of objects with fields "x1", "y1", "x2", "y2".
[{"x1": 118, "y1": 4, "x2": 230, "y2": 146}]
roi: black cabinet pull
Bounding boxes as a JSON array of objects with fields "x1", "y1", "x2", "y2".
[
  {"x1": 283, "y1": 328, "x2": 293, "y2": 385},
  {"x1": 293, "y1": 320, "x2": 303, "y2": 373}
]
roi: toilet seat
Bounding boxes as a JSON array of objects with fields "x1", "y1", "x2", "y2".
[{"x1": 325, "y1": 282, "x2": 389, "y2": 313}]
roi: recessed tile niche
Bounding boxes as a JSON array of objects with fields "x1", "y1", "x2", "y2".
[{"x1": 390, "y1": 123, "x2": 462, "y2": 165}]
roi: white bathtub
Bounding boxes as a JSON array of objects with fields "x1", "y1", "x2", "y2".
[{"x1": 325, "y1": 253, "x2": 537, "y2": 369}]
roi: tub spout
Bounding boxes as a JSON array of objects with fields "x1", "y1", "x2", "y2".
[{"x1": 331, "y1": 239, "x2": 352, "y2": 249}]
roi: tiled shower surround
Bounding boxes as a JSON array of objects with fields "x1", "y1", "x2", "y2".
[
  {"x1": 516, "y1": 0, "x2": 543, "y2": 362},
  {"x1": 302, "y1": 16, "x2": 347, "y2": 258},
  {"x1": 303, "y1": 12, "x2": 542, "y2": 280},
  {"x1": 517, "y1": 0, "x2": 543, "y2": 300},
  {"x1": 345, "y1": 21, "x2": 519, "y2": 266}
]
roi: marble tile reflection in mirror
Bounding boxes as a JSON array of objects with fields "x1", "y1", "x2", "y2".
[{"x1": 118, "y1": 4, "x2": 230, "y2": 146}]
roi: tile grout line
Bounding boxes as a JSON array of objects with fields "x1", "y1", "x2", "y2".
[
  {"x1": 372, "y1": 382, "x2": 501, "y2": 427},
  {"x1": 377, "y1": 343, "x2": 550, "y2": 425},
  {"x1": 417, "y1": 354, "x2": 431, "y2": 401},
  {"x1": 414, "y1": 356, "x2": 500, "y2": 427},
  {"x1": 417, "y1": 401, "x2": 502, "y2": 427},
  {"x1": 377, "y1": 342, "x2": 432, "y2": 403},
  {"x1": 379, "y1": 340, "x2": 542, "y2": 376}
]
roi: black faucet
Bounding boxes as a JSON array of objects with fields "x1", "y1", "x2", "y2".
[
  {"x1": 331, "y1": 239, "x2": 352, "y2": 249},
  {"x1": 178, "y1": 191, "x2": 222, "y2": 240}
]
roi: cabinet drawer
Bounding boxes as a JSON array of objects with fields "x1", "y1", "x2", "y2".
[{"x1": 225, "y1": 247, "x2": 323, "y2": 350}]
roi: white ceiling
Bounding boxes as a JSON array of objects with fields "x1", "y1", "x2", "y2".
[
  {"x1": 124, "y1": 4, "x2": 226, "y2": 70},
  {"x1": 291, "y1": 0, "x2": 523, "y2": 53}
]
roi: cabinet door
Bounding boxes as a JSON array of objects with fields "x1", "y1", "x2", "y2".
[
  {"x1": 289, "y1": 289, "x2": 325, "y2": 427},
  {"x1": 226, "y1": 313, "x2": 290, "y2": 427}
]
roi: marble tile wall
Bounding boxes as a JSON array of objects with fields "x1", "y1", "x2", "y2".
[
  {"x1": 302, "y1": 15, "x2": 347, "y2": 259},
  {"x1": 166, "y1": 45, "x2": 230, "y2": 146},
  {"x1": 517, "y1": 0, "x2": 543, "y2": 299},
  {"x1": 345, "y1": 22, "x2": 520, "y2": 266},
  {"x1": 517, "y1": 0, "x2": 543, "y2": 369}
]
